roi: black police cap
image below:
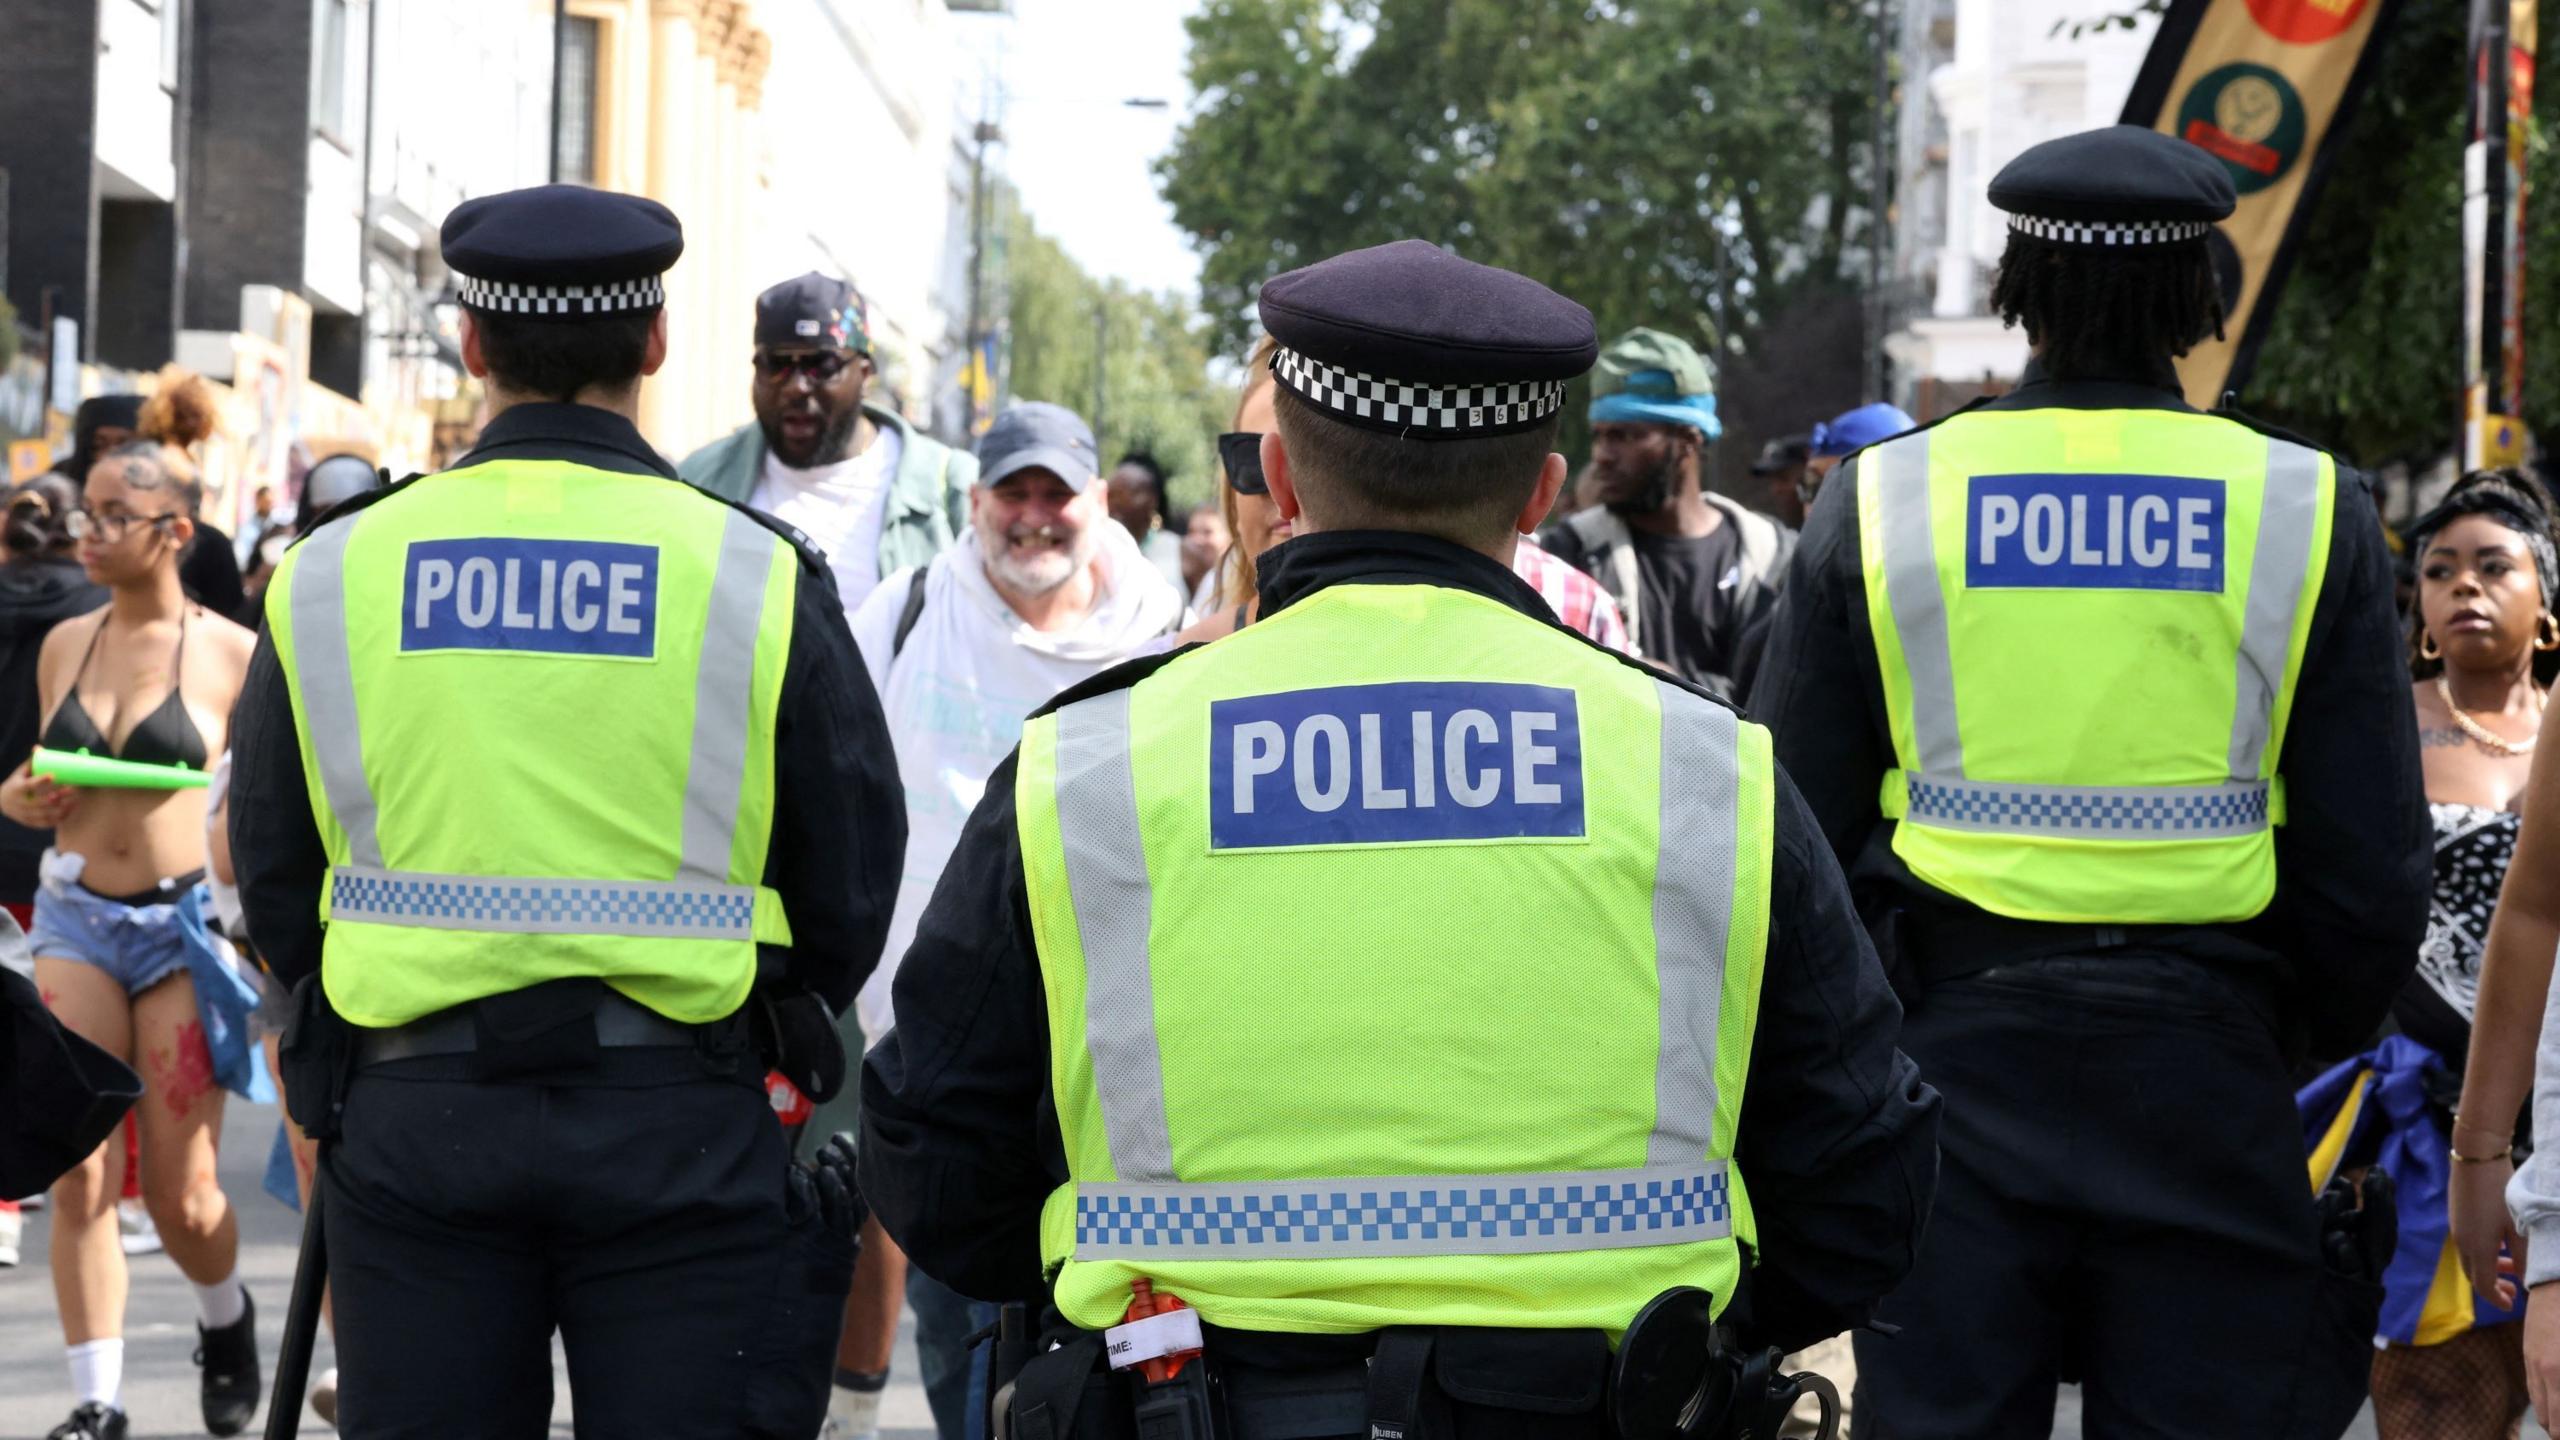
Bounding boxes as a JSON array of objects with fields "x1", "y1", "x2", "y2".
[
  {"x1": 1988, "y1": 125, "x2": 2236, "y2": 248},
  {"x1": 441, "y1": 184, "x2": 683, "y2": 318},
  {"x1": 1257, "y1": 239, "x2": 1598, "y2": 440}
]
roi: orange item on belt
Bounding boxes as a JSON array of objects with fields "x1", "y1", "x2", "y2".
[{"x1": 1123, "y1": 1279, "x2": 1202, "y2": 1382}]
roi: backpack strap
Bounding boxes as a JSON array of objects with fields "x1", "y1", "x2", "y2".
[{"x1": 891, "y1": 564, "x2": 932, "y2": 659}]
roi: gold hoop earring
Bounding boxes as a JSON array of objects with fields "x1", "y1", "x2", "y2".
[
  {"x1": 2421, "y1": 629, "x2": 2442, "y2": 661},
  {"x1": 2539, "y1": 612, "x2": 2560, "y2": 652}
]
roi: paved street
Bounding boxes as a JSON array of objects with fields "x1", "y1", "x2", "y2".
[{"x1": 0, "y1": 1099, "x2": 938, "y2": 1440}]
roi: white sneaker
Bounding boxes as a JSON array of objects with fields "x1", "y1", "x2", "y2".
[
  {"x1": 117, "y1": 1199, "x2": 160, "y2": 1256},
  {"x1": 0, "y1": 1204, "x2": 20, "y2": 1266},
  {"x1": 819, "y1": 1383, "x2": 882, "y2": 1440},
  {"x1": 309, "y1": 1368, "x2": 338, "y2": 1426}
]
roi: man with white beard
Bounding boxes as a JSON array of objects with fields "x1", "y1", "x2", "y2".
[{"x1": 812, "y1": 401, "x2": 1183, "y2": 1440}]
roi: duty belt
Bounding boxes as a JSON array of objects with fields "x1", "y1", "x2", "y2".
[{"x1": 352, "y1": 986, "x2": 723, "y2": 1067}]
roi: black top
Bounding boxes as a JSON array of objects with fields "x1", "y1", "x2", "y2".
[
  {"x1": 1744, "y1": 360, "x2": 2432, "y2": 1060},
  {"x1": 1537, "y1": 519, "x2": 1755, "y2": 693},
  {"x1": 0, "y1": 559, "x2": 105, "y2": 904},
  {"x1": 227, "y1": 402, "x2": 906, "y2": 1015},
  {"x1": 41, "y1": 607, "x2": 210, "y2": 770},
  {"x1": 859, "y1": 528, "x2": 1941, "y2": 1356}
]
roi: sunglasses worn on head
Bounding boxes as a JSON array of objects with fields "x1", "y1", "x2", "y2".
[
  {"x1": 753, "y1": 350, "x2": 859, "y2": 382},
  {"x1": 1219, "y1": 431, "x2": 1268, "y2": 497}
]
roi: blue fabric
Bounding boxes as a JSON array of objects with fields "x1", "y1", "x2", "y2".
[
  {"x1": 1587, "y1": 391, "x2": 1722, "y2": 442},
  {"x1": 265, "y1": 1121, "x2": 301, "y2": 1211},
  {"x1": 176, "y1": 885, "x2": 272, "y2": 1103},
  {"x1": 909, "y1": 1267, "x2": 997, "y2": 1440},
  {"x1": 29, "y1": 878, "x2": 189, "y2": 994},
  {"x1": 2296, "y1": 1035, "x2": 2522, "y2": 1343},
  {"x1": 1810, "y1": 403, "x2": 1917, "y2": 458}
]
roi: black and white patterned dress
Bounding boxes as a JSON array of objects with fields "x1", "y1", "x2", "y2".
[{"x1": 2395, "y1": 802, "x2": 2524, "y2": 1062}]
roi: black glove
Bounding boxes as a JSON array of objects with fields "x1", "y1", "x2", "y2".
[
  {"x1": 754, "y1": 987, "x2": 849, "y2": 1103},
  {"x1": 812, "y1": 1129, "x2": 868, "y2": 1244}
]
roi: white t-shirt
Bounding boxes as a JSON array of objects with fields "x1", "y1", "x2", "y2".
[
  {"x1": 747, "y1": 427, "x2": 903, "y2": 614},
  {"x1": 846, "y1": 522, "x2": 1185, "y2": 1042}
]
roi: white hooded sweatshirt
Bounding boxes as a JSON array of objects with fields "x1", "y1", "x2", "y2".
[{"x1": 846, "y1": 520, "x2": 1184, "y2": 1041}]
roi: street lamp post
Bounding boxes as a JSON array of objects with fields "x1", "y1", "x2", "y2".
[{"x1": 962, "y1": 95, "x2": 1170, "y2": 434}]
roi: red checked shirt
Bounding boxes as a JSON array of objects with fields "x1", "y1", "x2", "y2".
[{"x1": 1513, "y1": 534, "x2": 1630, "y2": 653}]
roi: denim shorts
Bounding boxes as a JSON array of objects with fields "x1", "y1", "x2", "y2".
[{"x1": 29, "y1": 850, "x2": 197, "y2": 996}]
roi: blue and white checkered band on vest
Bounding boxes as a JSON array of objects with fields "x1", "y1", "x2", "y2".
[
  {"x1": 456, "y1": 273, "x2": 667, "y2": 316},
  {"x1": 1271, "y1": 346, "x2": 1568, "y2": 436}
]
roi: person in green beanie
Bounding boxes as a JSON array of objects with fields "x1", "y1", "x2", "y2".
[{"x1": 1537, "y1": 327, "x2": 1792, "y2": 697}]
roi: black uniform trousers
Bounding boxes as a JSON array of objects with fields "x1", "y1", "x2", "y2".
[
  {"x1": 319, "y1": 1047, "x2": 801, "y2": 1440},
  {"x1": 1853, "y1": 954, "x2": 2358, "y2": 1440}
]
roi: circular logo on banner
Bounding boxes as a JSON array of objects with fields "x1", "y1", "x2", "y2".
[
  {"x1": 2175, "y1": 64, "x2": 2309, "y2": 194},
  {"x1": 2244, "y1": 0, "x2": 2371, "y2": 44}
]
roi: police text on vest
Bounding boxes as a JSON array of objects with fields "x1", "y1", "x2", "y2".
[
  {"x1": 402, "y1": 538, "x2": 660, "y2": 658},
  {"x1": 1965, "y1": 473, "x2": 2225, "y2": 593},
  {"x1": 1209, "y1": 681, "x2": 1586, "y2": 850}
]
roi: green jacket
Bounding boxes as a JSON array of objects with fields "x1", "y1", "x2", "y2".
[{"x1": 676, "y1": 405, "x2": 977, "y2": 577}]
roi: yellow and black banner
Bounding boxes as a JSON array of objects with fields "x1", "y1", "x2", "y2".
[{"x1": 2121, "y1": 0, "x2": 2404, "y2": 409}]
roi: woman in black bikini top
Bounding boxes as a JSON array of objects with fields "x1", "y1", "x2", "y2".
[{"x1": 0, "y1": 435, "x2": 258, "y2": 1440}]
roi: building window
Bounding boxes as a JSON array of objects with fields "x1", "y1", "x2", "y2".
[
  {"x1": 313, "y1": 0, "x2": 355, "y2": 144},
  {"x1": 554, "y1": 15, "x2": 601, "y2": 186},
  {"x1": 156, "y1": 0, "x2": 181, "y2": 93}
]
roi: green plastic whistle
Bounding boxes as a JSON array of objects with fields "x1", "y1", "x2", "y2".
[{"x1": 33, "y1": 747, "x2": 211, "y2": 791}]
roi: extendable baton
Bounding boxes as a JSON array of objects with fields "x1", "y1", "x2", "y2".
[{"x1": 264, "y1": 1177, "x2": 328, "y2": 1440}]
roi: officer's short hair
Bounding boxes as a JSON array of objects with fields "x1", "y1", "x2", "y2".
[
  {"x1": 1269, "y1": 382, "x2": 1559, "y2": 549},
  {"x1": 470, "y1": 307, "x2": 657, "y2": 404}
]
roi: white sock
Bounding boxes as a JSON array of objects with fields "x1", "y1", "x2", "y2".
[
  {"x1": 66, "y1": 1338, "x2": 123, "y2": 1408},
  {"x1": 193, "y1": 1267, "x2": 246, "y2": 1329}
]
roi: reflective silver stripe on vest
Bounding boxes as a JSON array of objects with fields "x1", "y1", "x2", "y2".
[
  {"x1": 289, "y1": 512, "x2": 385, "y2": 867},
  {"x1": 1075, "y1": 1161, "x2": 1733, "y2": 1261},
  {"x1": 1873, "y1": 434, "x2": 1965, "y2": 774},
  {"x1": 678, "y1": 509, "x2": 777, "y2": 882},
  {"x1": 1649, "y1": 682, "x2": 1736, "y2": 1165},
  {"x1": 1903, "y1": 774, "x2": 2271, "y2": 837},
  {"x1": 328, "y1": 865, "x2": 757, "y2": 937},
  {"x1": 1054, "y1": 691, "x2": 1177, "y2": 1182},
  {"x1": 2227, "y1": 440, "x2": 2322, "y2": 783}
]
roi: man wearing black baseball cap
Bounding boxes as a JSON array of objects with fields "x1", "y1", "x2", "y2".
[{"x1": 680, "y1": 272, "x2": 977, "y2": 615}]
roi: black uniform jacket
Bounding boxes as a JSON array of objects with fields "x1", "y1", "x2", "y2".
[
  {"x1": 860, "y1": 529, "x2": 1941, "y2": 1356},
  {"x1": 229, "y1": 402, "x2": 905, "y2": 1018},
  {"x1": 1748, "y1": 359, "x2": 2431, "y2": 1060}
]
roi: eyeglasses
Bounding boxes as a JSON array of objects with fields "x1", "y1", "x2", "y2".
[
  {"x1": 753, "y1": 350, "x2": 859, "y2": 383},
  {"x1": 1218, "y1": 432, "x2": 1268, "y2": 497},
  {"x1": 66, "y1": 508, "x2": 179, "y2": 543}
]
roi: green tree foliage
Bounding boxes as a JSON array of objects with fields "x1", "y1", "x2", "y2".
[
  {"x1": 1003, "y1": 204, "x2": 1233, "y2": 512},
  {"x1": 1156, "y1": 0, "x2": 1888, "y2": 482},
  {"x1": 2243, "y1": 0, "x2": 2556, "y2": 473}
]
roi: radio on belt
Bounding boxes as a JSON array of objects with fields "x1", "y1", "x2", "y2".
[{"x1": 1112, "y1": 1279, "x2": 1218, "y2": 1440}]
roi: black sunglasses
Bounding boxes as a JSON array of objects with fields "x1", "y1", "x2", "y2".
[
  {"x1": 1218, "y1": 431, "x2": 1268, "y2": 497},
  {"x1": 753, "y1": 350, "x2": 859, "y2": 382}
]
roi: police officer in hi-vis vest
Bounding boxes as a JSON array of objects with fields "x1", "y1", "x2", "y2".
[
  {"x1": 228, "y1": 186, "x2": 905, "y2": 1437},
  {"x1": 858, "y1": 240, "x2": 1939, "y2": 1440},
  {"x1": 1752, "y1": 127, "x2": 2431, "y2": 1437}
]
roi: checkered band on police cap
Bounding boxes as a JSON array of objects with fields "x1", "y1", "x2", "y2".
[
  {"x1": 455, "y1": 274, "x2": 667, "y2": 316},
  {"x1": 1271, "y1": 345, "x2": 1568, "y2": 439},
  {"x1": 2006, "y1": 215, "x2": 2214, "y2": 249}
]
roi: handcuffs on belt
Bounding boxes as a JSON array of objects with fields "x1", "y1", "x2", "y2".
[{"x1": 1611, "y1": 1288, "x2": 1840, "y2": 1440}]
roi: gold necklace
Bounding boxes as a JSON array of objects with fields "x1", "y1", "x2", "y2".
[{"x1": 2437, "y1": 673, "x2": 2541, "y2": 756}]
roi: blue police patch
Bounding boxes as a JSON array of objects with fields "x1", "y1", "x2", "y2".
[
  {"x1": 1209, "y1": 681, "x2": 1585, "y2": 851},
  {"x1": 1966, "y1": 473, "x2": 2225, "y2": 593},
  {"x1": 401, "y1": 538, "x2": 659, "y2": 658}
]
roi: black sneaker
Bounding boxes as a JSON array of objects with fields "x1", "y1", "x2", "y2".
[
  {"x1": 45, "y1": 1403, "x2": 127, "y2": 1440},
  {"x1": 194, "y1": 1286, "x2": 262, "y2": 1436}
]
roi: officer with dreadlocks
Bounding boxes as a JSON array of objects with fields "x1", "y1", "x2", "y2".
[{"x1": 1752, "y1": 125, "x2": 2430, "y2": 1437}]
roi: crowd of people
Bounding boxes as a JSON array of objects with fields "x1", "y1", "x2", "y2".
[{"x1": 16, "y1": 126, "x2": 2560, "y2": 1440}]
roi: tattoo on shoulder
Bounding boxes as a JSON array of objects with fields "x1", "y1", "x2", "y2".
[{"x1": 2420, "y1": 727, "x2": 2473, "y2": 749}]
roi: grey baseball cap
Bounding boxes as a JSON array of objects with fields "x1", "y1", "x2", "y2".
[{"x1": 975, "y1": 402, "x2": 1100, "y2": 490}]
